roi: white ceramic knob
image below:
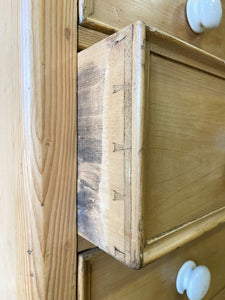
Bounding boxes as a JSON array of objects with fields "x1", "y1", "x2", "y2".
[
  {"x1": 186, "y1": 0, "x2": 222, "y2": 33},
  {"x1": 176, "y1": 260, "x2": 211, "y2": 300}
]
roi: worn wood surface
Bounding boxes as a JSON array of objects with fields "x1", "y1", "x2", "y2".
[
  {"x1": 78, "y1": 224, "x2": 225, "y2": 300},
  {"x1": 78, "y1": 26, "x2": 108, "y2": 51},
  {"x1": 78, "y1": 22, "x2": 225, "y2": 268},
  {"x1": 79, "y1": 0, "x2": 225, "y2": 59},
  {"x1": 0, "y1": 0, "x2": 77, "y2": 298},
  {"x1": 78, "y1": 23, "x2": 141, "y2": 268}
]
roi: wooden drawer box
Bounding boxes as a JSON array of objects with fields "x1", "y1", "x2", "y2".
[
  {"x1": 78, "y1": 22, "x2": 225, "y2": 268},
  {"x1": 78, "y1": 224, "x2": 225, "y2": 300}
]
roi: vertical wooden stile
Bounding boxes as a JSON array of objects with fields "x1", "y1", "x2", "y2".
[{"x1": 0, "y1": 0, "x2": 77, "y2": 298}]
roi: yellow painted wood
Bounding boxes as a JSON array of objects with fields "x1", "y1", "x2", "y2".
[{"x1": 0, "y1": 0, "x2": 77, "y2": 298}]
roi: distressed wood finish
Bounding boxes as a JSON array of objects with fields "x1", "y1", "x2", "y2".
[
  {"x1": 78, "y1": 22, "x2": 225, "y2": 268},
  {"x1": 0, "y1": 0, "x2": 77, "y2": 298},
  {"x1": 78, "y1": 23, "x2": 141, "y2": 268},
  {"x1": 79, "y1": 0, "x2": 225, "y2": 59},
  {"x1": 77, "y1": 224, "x2": 225, "y2": 300}
]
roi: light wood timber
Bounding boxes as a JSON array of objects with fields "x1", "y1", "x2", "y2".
[
  {"x1": 79, "y1": 0, "x2": 225, "y2": 59},
  {"x1": 78, "y1": 26, "x2": 108, "y2": 51},
  {"x1": 143, "y1": 206, "x2": 225, "y2": 264},
  {"x1": 213, "y1": 287, "x2": 225, "y2": 300},
  {"x1": 78, "y1": 235, "x2": 95, "y2": 252},
  {"x1": 78, "y1": 22, "x2": 225, "y2": 269},
  {"x1": 77, "y1": 223, "x2": 225, "y2": 300},
  {"x1": 0, "y1": 0, "x2": 77, "y2": 298}
]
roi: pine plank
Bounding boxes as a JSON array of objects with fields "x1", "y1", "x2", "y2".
[{"x1": 0, "y1": 0, "x2": 77, "y2": 298}]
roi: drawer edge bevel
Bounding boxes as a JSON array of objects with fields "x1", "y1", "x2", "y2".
[{"x1": 143, "y1": 206, "x2": 225, "y2": 265}]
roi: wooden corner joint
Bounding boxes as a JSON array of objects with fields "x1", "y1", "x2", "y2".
[{"x1": 79, "y1": 0, "x2": 94, "y2": 24}]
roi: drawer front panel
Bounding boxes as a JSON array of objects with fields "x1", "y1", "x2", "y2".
[
  {"x1": 78, "y1": 225, "x2": 225, "y2": 300},
  {"x1": 78, "y1": 22, "x2": 225, "y2": 268},
  {"x1": 79, "y1": 0, "x2": 225, "y2": 59},
  {"x1": 143, "y1": 52, "x2": 225, "y2": 240}
]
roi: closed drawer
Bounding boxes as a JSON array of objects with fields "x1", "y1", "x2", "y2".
[
  {"x1": 78, "y1": 224, "x2": 225, "y2": 300},
  {"x1": 78, "y1": 22, "x2": 225, "y2": 268},
  {"x1": 78, "y1": 0, "x2": 225, "y2": 59}
]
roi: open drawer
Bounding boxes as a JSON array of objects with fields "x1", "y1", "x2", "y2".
[
  {"x1": 77, "y1": 224, "x2": 225, "y2": 300},
  {"x1": 78, "y1": 21, "x2": 225, "y2": 268}
]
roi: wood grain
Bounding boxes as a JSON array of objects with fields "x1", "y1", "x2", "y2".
[
  {"x1": 78, "y1": 26, "x2": 108, "y2": 51},
  {"x1": 78, "y1": 235, "x2": 95, "y2": 252},
  {"x1": 78, "y1": 224, "x2": 225, "y2": 300},
  {"x1": 78, "y1": 22, "x2": 225, "y2": 268},
  {"x1": 143, "y1": 206, "x2": 225, "y2": 264},
  {"x1": 0, "y1": 0, "x2": 77, "y2": 298},
  {"x1": 79, "y1": 0, "x2": 225, "y2": 59},
  {"x1": 213, "y1": 287, "x2": 225, "y2": 300},
  {"x1": 78, "y1": 24, "x2": 137, "y2": 267},
  {"x1": 143, "y1": 50, "x2": 225, "y2": 240}
]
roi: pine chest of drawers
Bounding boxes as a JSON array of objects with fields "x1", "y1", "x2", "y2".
[
  {"x1": 78, "y1": 224, "x2": 225, "y2": 300},
  {"x1": 78, "y1": 22, "x2": 225, "y2": 269},
  {"x1": 78, "y1": 0, "x2": 225, "y2": 59}
]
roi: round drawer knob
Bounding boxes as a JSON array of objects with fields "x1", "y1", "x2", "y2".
[
  {"x1": 176, "y1": 260, "x2": 211, "y2": 300},
  {"x1": 186, "y1": 0, "x2": 222, "y2": 33}
]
